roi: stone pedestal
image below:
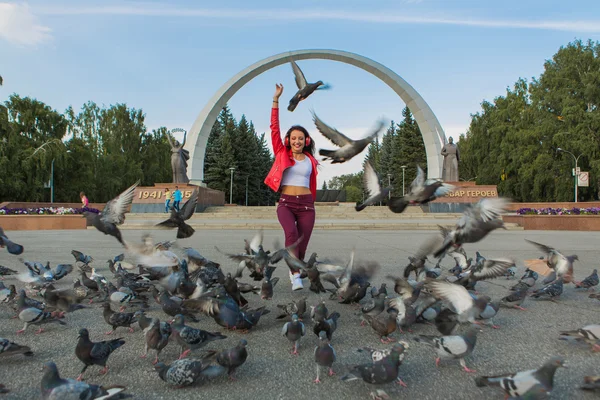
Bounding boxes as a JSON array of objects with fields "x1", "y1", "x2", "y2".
[
  {"x1": 131, "y1": 183, "x2": 225, "y2": 213},
  {"x1": 427, "y1": 181, "x2": 498, "y2": 213}
]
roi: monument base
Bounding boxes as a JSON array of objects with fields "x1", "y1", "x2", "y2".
[
  {"x1": 131, "y1": 183, "x2": 225, "y2": 213},
  {"x1": 426, "y1": 181, "x2": 498, "y2": 213}
]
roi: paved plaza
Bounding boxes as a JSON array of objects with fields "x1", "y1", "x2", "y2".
[{"x1": 0, "y1": 228, "x2": 598, "y2": 399}]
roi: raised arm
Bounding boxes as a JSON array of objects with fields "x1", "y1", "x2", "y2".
[
  {"x1": 181, "y1": 131, "x2": 187, "y2": 148},
  {"x1": 270, "y1": 83, "x2": 285, "y2": 155},
  {"x1": 166, "y1": 132, "x2": 175, "y2": 149}
]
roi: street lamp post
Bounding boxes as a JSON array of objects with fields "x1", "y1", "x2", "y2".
[
  {"x1": 400, "y1": 165, "x2": 407, "y2": 196},
  {"x1": 50, "y1": 159, "x2": 55, "y2": 203},
  {"x1": 245, "y1": 176, "x2": 249, "y2": 207},
  {"x1": 229, "y1": 167, "x2": 235, "y2": 204},
  {"x1": 387, "y1": 174, "x2": 392, "y2": 200},
  {"x1": 557, "y1": 148, "x2": 583, "y2": 203}
]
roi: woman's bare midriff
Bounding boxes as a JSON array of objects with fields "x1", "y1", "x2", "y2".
[{"x1": 280, "y1": 185, "x2": 312, "y2": 195}]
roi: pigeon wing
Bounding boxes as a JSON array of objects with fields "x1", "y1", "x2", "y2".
[
  {"x1": 290, "y1": 59, "x2": 308, "y2": 90},
  {"x1": 180, "y1": 189, "x2": 199, "y2": 221},
  {"x1": 362, "y1": 162, "x2": 382, "y2": 197},
  {"x1": 471, "y1": 258, "x2": 515, "y2": 281},
  {"x1": 426, "y1": 281, "x2": 473, "y2": 315},
  {"x1": 312, "y1": 113, "x2": 352, "y2": 147},
  {"x1": 101, "y1": 180, "x2": 140, "y2": 225}
]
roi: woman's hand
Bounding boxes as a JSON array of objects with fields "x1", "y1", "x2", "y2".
[{"x1": 273, "y1": 83, "x2": 284, "y2": 100}]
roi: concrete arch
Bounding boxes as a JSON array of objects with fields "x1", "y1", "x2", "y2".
[{"x1": 186, "y1": 49, "x2": 446, "y2": 185}]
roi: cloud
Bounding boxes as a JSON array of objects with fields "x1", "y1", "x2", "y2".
[
  {"x1": 35, "y1": 4, "x2": 600, "y2": 33},
  {"x1": 0, "y1": 2, "x2": 51, "y2": 46}
]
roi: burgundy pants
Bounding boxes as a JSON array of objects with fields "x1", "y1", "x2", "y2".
[{"x1": 276, "y1": 194, "x2": 315, "y2": 268}]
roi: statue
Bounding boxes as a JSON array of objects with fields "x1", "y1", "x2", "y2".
[
  {"x1": 166, "y1": 131, "x2": 190, "y2": 184},
  {"x1": 441, "y1": 136, "x2": 460, "y2": 182}
]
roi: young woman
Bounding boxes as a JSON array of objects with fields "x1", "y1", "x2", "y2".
[
  {"x1": 80, "y1": 192, "x2": 89, "y2": 208},
  {"x1": 164, "y1": 188, "x2": 172, "y2": 213},
  {"x1": 264, "y1": 83, "x2": 319, "y2": 291}
]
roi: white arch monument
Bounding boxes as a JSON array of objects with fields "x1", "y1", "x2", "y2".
[{"x1": 186, "y1": 49, "x2": 447, "y2": 185}]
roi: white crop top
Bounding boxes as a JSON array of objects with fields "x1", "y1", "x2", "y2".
[{"x1": 281, "y1": 157, "x2": 312, "y2": 187}]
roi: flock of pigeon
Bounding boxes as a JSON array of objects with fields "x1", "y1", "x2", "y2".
[
  {"x1": 0, "y1": 60, "x2": 598, "y2": 399},
  {"x1": 0, "y1": 185, "x2": 599, "y2": 399}
]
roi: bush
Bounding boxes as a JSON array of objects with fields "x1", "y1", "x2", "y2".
[
  {"x1": 516, "y1": 207, "x2": 600, "y2": 215},
  {"x1": 0, "y1": 206, "x2": 100, "y2": 215}
]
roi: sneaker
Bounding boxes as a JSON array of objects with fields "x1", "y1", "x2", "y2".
[{"x1": 291, "y1": 273, "x2": 304, "y2": 291}]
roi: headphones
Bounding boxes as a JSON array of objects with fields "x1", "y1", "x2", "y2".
[{"x1": 285, "y1": 135, "x2": 311, "y2": 147}]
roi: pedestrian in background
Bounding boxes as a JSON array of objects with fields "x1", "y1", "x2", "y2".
[
  {"x1": 164, "y1": 188, "x2": 172, "y2": 213},
  {"x1": 172, "y1": 186, "x2": 182, "y2": 212}
]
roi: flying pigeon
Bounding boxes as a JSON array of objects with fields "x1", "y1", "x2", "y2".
[
  {"x1": 84, "y1": 180, "x2": 140, "y2": 245},
  {"x1": 0, "y1": 226, "x2": 23, "y2": 255},
  {"x1": 355, "y1": 161, "x2": 391, "y2": 212},
  {"x1": 474, "y1": 357, "x2": 566, "y2": 399},
  {"x1": 581, "y1": 376, "x2": 600, "y2": 391},
  {"x1": 313, "y1": 112, "x2": 385, "y2": 164},
  {"x1": 388, "y1": 166, "x2": 455, "y2": 214},
  {"x1": 525, "y1": 239, "x2": 577, "y2": 283},
  {"x1": 433, "y1": 198, "x2": 509, "y2": 257},
  {"x1": 287, "y1": 59, "x2": 330, "y2": 112},
  {"x1": 155, "y1": 188, "x2": 199, "y2": 238}
]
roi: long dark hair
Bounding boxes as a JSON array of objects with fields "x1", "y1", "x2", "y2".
[{"x1": 285, "y1": 125, "x2": 315, "y2": 156}]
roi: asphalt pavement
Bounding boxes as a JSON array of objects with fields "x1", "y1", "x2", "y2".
[{"x1": 0, "y1": 228, "x2": 598, "y2": 399}]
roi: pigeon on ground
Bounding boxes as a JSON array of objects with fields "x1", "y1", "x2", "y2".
[
  {"x1": 433, "y1": 198, "x2": 509, "y2": 257},
  {"x1": 500, "y1": 289, "x2": 528, "y2": 311},
  {"x1": 282, "y1": 314, "x2": 305, "y2": 355},
  {"x1": 141, "y1": 318, "x2": 171, "y2": 364},
  {"x1": 388, "y1": 166, "x2": 455, "y2": 214},
  {"x1": 155, "y1": 188, "x2": 199, "y2": 239},
  {"x1": 511, "y1": 269, "x2": 538, "y2": 291},
  {"x1": 581, "y1": 376, "x2": 600, "y2": 391},
  {"x1": 0, "y1": 226, "x2": 23, "y2": 255},
  {"x1": 414, "y1": 326, "x2": 480, "y2": 373},
  {"x1": 575, "y1": 269, "x2": 598, "y2": 290},
  {"x1": 102, "y1": 302, "x2": 138, "y2": 334},
  {"x1": 0, "y1": 265, "x2": 17, "y2": 279},
  {"x1": 154, "y1": 357, "x2": 225, "y2": 388},
  {"x1": 313, "y1": 112, "x2": 384, "y2": 164},
  {"x1": 261, "y1": 273, "x2": 279, "y2": 300},
  {"x1": 214, "y1": 339, "x2": 248, "y2": 380},
  {"x1": 276, "y1": 297, "x2": 307, "y2": 320},
  {"x1": 365, "y1": 309, "x2": 397, "y2": 343},
  {"x1": 475, "y1": 297, "x2": 500, "y2": 329},
  {"x1": 183, "y1": 294, "x2": 262, "y2": 331},
  {"x1": 287, "y1": 60, "x2": 330, "y2": 112},
  {"x1": 474, "y1": 356, "x2": 566, "y2": 399},
  {"x1": 310, "y1": 301, "x2": 328, "y2": 323},
  {"x1": 286, "y1": 251, "x2": 330, "y2": 294},
  {"x1": 525, "y1": 239, "x2": 577, "y2": 283},
  {"x1": 0, "y1": 337, "x2": 33, "y2": 357},
  {"x1": 83, "y1": 180, "x2": 139, "y2": 245},
  {"x1": 75, "y1": 328, "x2": 125, "y2": 380},
  {"x1": 16, "y1": 292, "x2": 66, "y2": 334},
  {"x1": 314, "y1": 330, "x2": 336, "y2": 383},
  {"x1": 360, "y1": 292, "x2": 386, "y2": 326},
  {"x1": 41, "y1": 283, "x2": 87, "y2": 314},
  {"x1": 340, "y1": 342, "x2": 408, "y2": 388},
  {"x1": 170, "y1": 314, "x2": 227, "y2": 359},
  {"x1": 530, "y1": 278, "x2": 564, "y2": 300},
  {"x1": 355, "y1": 161, "x2": 391, "y2": 212},
  {"x1": 313, "y1": 311, "x2": 341, "y2": 341},
  {"x1": 224, "y1": 272, "x2": 248, "y2": 306},
  {"x1": 590, "y1": 293, "x2": 600, "y2": 301},
  {"x1": 158, "y1": 290, "x2": 199, "y2": 322},
  {"x1": 41, "y1": 361, "x2": 129, "y2": 400},
  {"x1": 559, "y1": 324, "x2": 600, "y2": 352}
]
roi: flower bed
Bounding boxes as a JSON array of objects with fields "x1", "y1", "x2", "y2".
[
  {"x1": 516, "y1": 207, "x2": 600, "y2": 216},
  {"x1": 0, "y1": 206, "x2": 100, "y2": 216}
]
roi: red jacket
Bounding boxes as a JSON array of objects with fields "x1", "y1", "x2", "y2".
[{"x1": 264, "y1": 107, "x2": 318, "y2": 200}]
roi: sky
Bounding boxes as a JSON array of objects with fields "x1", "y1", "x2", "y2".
[{"x1": 1, "y1": 0, "x2": 599, "y2": 187}]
